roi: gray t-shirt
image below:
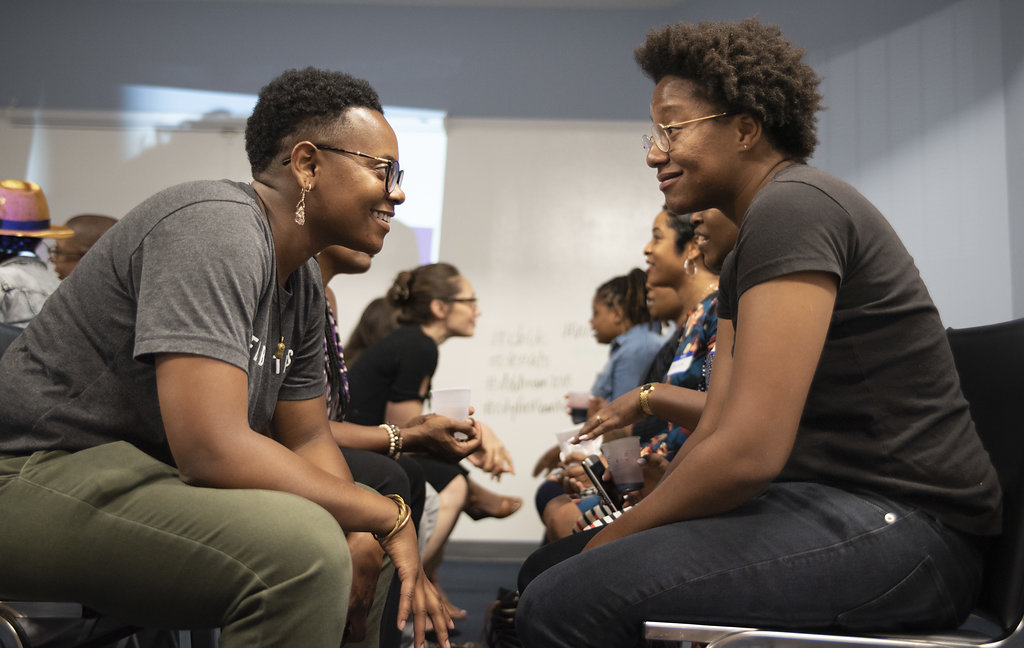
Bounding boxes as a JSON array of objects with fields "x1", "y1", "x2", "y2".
[
  {"x1": 718, "y1": 164, "x2": 1001, "y2": 536},
  {"x1": 0, "y1": 180, "x2": 326, "y2": 464}
]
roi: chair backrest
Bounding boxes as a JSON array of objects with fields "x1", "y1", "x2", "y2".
[
  {"x1": 946, "y1": 318, "x2": 1024, "y2": 631},
  {"x1": 0, "y1": 323, "x2": 21, "y2": 358}
]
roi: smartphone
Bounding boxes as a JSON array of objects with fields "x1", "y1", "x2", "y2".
[{"x1": 581, "y1": 454, "x2": 622, "y2": 512}]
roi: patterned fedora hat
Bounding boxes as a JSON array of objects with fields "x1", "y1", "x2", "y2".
[{"x1": 0, "y1": 180, "x2": 73, "y2": 239}]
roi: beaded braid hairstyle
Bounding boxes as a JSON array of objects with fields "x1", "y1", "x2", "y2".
[
  {"x1": 387, "y1": 262, "x2": 463, "y2": 326},
  {"x1": 594, "y1": 267, "x2": 654, "y2": 330},
  {"x1": 634, "y1": 17, "x2": 824, "y2": 163}
]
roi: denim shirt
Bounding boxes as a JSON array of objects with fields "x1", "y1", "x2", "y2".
[
  {"x1": 591, "y1": 323, "x2": 665, "y2": 402},
  {"x1": 0, "y1": 255, "x2": 60, "y2": 328}
]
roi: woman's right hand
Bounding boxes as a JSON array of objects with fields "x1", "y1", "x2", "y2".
[
  {"x1": 575, "y1": 386, "x2": 645, "y2": 442},
  {"x1": 401, "y1": 413, "x2": 481, "y2": 461},
  {"x1": 378, "y1": 521, "x2": 452, "y2": 648},
  {"x1": 532, "y1": 444, "x2": 561, "y2": 477}
]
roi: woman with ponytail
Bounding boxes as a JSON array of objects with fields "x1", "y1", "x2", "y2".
[{"x1": 347, "y1": 262, "x2": 521, "y2": 622}]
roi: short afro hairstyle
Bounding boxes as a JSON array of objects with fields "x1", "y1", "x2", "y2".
[
  {"x1": 245, "y1": 67, "x2": 382, "y2": 175},
  {"x1": 635, "y1": 18, "x2": 823, "y2": 162}
]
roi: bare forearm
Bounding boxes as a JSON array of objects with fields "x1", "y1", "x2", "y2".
[
  {"x1": 643, "y1": 384, "x2": 706, "y2": 433},
  {"x1": 588, "y1": 433, "x2": 774, "y2": 548},
  {"x1": 330, "y1": 420, "x2": 391, "y2": 453},
  {"x1": 292, "y1": 429, "x2": 354, "y2": 481},
  {"x1": 177, "y1": 429, "x2": 393, "y2": 535}
]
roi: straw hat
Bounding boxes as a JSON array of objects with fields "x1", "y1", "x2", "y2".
[{"x1": 0, "y1": 180, "x2": 73, "y2": 239}]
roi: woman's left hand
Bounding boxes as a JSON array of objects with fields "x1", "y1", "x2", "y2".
[
  {"x1": 622, "y1": 453, "x2": 669, "y2": 507},
  {"x1": 468, "y1": 421, "x2": 515, "y2": 479},
  {"x1": 378, "y1": 521, "x2": 452, "y2": 647}
]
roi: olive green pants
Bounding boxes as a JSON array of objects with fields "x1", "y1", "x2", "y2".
[{"x1": 0, "y1": 441, "x2": 392, "y2": 647}]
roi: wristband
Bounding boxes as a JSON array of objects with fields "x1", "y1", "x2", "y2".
[
  {"x1": 639, "y1": 383, "x2": 656, "y2": 416},
  {"x1": 373, "y1": 493, "x2": 411, "y2": 542}
]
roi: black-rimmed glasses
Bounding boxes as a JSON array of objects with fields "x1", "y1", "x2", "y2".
[
  {"x1": 641, "y1": 112, "x2": 733, "y2": 153},
  {"x1": 282, "y1": 145, "x2": 404, "y2": 193}
]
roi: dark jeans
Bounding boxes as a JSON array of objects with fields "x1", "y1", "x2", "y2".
[{"x1": 516, "y1": 482, "x2": 985, "y2": 648}]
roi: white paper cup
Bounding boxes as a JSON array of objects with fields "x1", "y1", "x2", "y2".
[
  {"x1": 555, "y1": 426, "x2": 601, "y2": 462},
  {"x1": 601, "y1": 436, "x2": 643, "y2": 493},
  {"x1": 431, "y1": 387, "x2": 471, "y2": 421}
]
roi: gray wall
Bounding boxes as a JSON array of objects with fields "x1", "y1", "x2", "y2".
[{"x1": 0, "y1": 0, "x2": 967, "y2": 119}]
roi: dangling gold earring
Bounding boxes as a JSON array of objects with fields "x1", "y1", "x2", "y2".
[
  {"x1": 684, "y1": 258, "x2": 697, "y2": 276},
  {"x1": 295, "y1": 183, "x2": 310, "y2": 226}
]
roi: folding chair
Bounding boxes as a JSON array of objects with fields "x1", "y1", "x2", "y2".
[{"x1": 644, "y1": 317, "x2": 1024, "y2": 648}]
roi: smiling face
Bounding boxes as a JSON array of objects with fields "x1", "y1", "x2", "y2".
[
  {"x1": 643, "y1": 210, "x2": 689, "y2": 289},
  {"x1": 690, "y1": 208, "x2": 738, "y2": 273},
  {"x1": 441, "y1": 275, "x2": 479, "y2": 338},
  {"x1": 646, "y1": 77, "x2": 740, "y2": 216},
  {"x1": 307, "y1": 107, "x2": 405, "y2": 256}
]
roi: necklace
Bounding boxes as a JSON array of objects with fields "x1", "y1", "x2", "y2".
[{"x1": 252, "y1": 186, "x2": 287, "y2": 360}]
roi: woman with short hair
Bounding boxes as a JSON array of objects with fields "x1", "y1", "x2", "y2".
[
  {"x1": 517, "y1": 19, "x2": 1000, "y2": 648},
  {"x1": 0, "y1": 67, "x2": 450, "y2": 648}
]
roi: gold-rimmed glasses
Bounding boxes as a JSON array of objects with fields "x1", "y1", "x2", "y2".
[{"x1": 641, "y1": 112, "x2": 733, "y2": 153}]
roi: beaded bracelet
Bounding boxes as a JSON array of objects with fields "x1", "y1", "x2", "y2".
[
  {"x1": 373, "y1": 493, "x2": 411, "y2": 542},
  {"x1": 379, "y1": 423, "x2": 403, "y2": 459}
]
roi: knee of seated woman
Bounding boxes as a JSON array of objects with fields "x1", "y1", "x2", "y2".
[{"x1": 241, "y1": 490, "x2": 351, "y2": 587}]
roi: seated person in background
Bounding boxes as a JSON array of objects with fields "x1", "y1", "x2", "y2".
[
  {"x1": 0, "y1": 66, "x2": 450, "y2": 648},
  {"x1": 534, "y1": 210, "x2": 735, "y2": 541},
  {"x1": 636, "y1": 208, "x2": 729, "y2": 462},
  {"x1": 589, "y1": 267, "x2": 664, "y2": 405},
  {"x1": 50, "y1": 213, "x2": 117, "y2": 279},
  {"x1": 345, "y1": 295, "x2": 399, "y2": 367},
  {"x1": 318, "y1": 246, "x2": 481, "y2": 643},
  {"x1": 516, "y1": 19, "x2": 1000, "y2": 648},
  {"x1": 346, "y1": 262, "x2": 520, "y2": 622},
  {"x1": 0, "y1": 180, "x2": 71, "y2": 328}
]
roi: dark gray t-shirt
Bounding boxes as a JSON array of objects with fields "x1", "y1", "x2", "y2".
[
  {"x1": 0, "y1": 180, "x2": 326, "y2": 464},
  {"x1": 718, "y1": 165, "x2": 1001, "y2": 536}
]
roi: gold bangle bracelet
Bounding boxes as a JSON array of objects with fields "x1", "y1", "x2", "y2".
[
  {"x1": 639, "y1": 383, "x2": 656, "y2": 416},
  {"x1": 373, "y1": 494, "x2": 411, "y2": 542}
]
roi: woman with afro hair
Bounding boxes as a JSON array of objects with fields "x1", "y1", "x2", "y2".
[{"x1": 516, "y1": 18, "x2": 1000, "y2": 647}]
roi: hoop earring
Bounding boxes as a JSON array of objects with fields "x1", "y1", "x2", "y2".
[
  {"x1": 294, "y1": 183, "x2": 310, "y2": 226},
  {"x1": 684, "y1": 258, "x2": 697, "y2": 276}
]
